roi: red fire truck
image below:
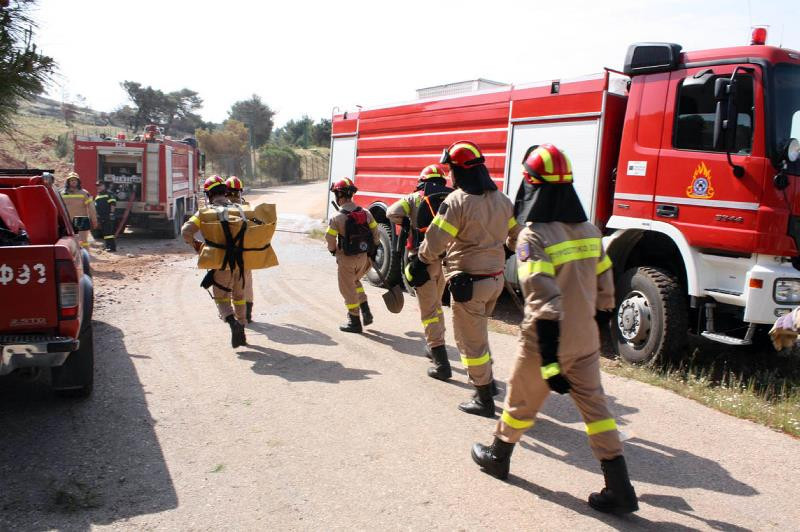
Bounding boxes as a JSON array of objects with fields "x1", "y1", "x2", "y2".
[
  {"x1": 328, "y1": 32, "x2": 800, "y2": 363},
  {"x1": 73, "y1": 126, "x2": 203, "y2": 238}
]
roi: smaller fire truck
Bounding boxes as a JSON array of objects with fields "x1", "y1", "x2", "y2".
[{"x1": 73, "y1": 125, "x2": 203, "y2": 238}]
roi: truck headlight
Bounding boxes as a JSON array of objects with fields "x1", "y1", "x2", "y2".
[{"x1": 773, "y1": 279, "x2": 800, "y2": 303}]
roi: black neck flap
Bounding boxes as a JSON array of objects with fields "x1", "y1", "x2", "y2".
[
  {"x1": 514, "y1": 180, "x2": 587, "y2": 224},
  {"x1": 452, "y1": 164, "x2": 497, "y2": 195}
]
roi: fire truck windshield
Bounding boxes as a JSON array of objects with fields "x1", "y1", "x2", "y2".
[{"x1": 774, "y1": 63, "x2": 800, "y2": 173}]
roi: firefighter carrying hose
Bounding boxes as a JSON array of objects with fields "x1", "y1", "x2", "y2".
[
  {"x1": 471, "y1": 144, "x2": 638, "y2": 514},
  {"x1": 387, "y1": 164, "x2": 452, "y2": 379},
  {"x1": 408, "y1": 141, "x2": 522, "y2": 417},
  {"x1": 61, "y1": 171, "x2": 97, "y2": 250},
  {"x1": 94, "y1": 181, "x2": 118, "y2": 252},
  {"x1": 181, "y1": 175, "x2": 248, "y2": 348},
  {"x1": 226, "y1": 175, "x2": 255, "y2": 323},
  {"x1": 326, "y1": 178, "x2": 380, "y2": 333}
]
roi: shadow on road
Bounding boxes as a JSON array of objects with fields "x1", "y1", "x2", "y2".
[
  {"x1": 638, "y1": 494, "x2": 751, "y2": 531},
  {"x1": 248, "y1": 322, "x2": 338, "y2": 346},
  {"x1": 237, "y1": 344, "x2": 380, "y2": 383},
  {"x1": 0, "y1": 321, "x2": 177, "y2": 531}
]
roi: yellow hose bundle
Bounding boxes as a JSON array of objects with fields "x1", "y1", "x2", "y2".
[{"x1": 197, "y1": 203, "x2": 278, "y2": 270}]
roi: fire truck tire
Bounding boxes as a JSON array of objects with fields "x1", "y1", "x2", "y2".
[
  {"x1": 161, "y1": 203, "x2": 184, "y2": 239},
  {"x1": 366, "y1": 223, "x2": 400, "y2": 288},
  {"x1": 612, "y1": 267, "x2": 687, "y2": 364},
  {"x1": 52, "y1": 323, "x2": 94, "y2": 398}
]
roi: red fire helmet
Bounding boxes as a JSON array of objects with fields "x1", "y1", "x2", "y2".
[
  {"x1": 418, "y1": 164, "x2": 448, "y2": 182},
  {"x1": 440, "y1": 141, "x2": 485, "y2": 168},
  {"x1": 203, "y1": 175, "x2": 226, "y2": 193},
  {"x1": 522, "y1": 144, "x2": 573, "y2": 185},
  {"x1": 225, "y1": 176, "x2": 243, "y2": 190},
  {"x1": 330, "y1": 177, "x2": 357, "y2": 194}
]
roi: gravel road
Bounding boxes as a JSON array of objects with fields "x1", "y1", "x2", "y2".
[{"x1": 1, "y1": 182, "x2": 799, "y2": 531}]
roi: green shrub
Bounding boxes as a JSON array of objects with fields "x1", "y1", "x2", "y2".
[{"x1": 258, "y1": 145, "x2": 300, "y2": 182}]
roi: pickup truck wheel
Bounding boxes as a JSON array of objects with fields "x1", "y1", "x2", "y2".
[
  {"x1": 612, "y1": 267, "x2": 687, "y2": 364},
  {"x1": 366, "y1": 223, "x2": 400, "y2": 288},
  {"x1": 52, "y1": 323, "x2": 94, "y2": 398}
]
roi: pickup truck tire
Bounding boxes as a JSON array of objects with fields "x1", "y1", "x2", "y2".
[
  {"x1": 612, "y1": 267, "x2": 687, "y2": 365},
  {"x1": 366, "y1": 223, "x2": 400, "y2": 288},
  {"x1": 81, "y1": 248, "x2": 92, "y2": 278},
  {"x1": 52, "y1": 323, "x2": 94, "y2": 398}
]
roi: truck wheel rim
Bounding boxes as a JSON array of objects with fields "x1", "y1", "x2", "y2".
[{"x1": 618, "y1": 291, "x2": 651, "y2": 346}]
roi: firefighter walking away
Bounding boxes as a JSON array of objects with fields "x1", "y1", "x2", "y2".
[
  {"x1": 226, "y1": 176, "x2": 255, "y2": 323},
  {"x1": 94, "y1": 181, "x2": 118, "y2": 251},
  {"x1": 471, "y1": 144, "x2": 638, "y2": 514},
  {"x1": 327, "y1": 178, "x2": 380, "y2": 333}
]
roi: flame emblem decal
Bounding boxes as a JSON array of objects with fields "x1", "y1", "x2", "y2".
[{"x1": 686, "y1": 162, "x2": 715, "y2": 199}]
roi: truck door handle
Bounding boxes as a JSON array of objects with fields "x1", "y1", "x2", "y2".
[{"x1": 656, "y1": 204, "x2": 679, "y2": 218}]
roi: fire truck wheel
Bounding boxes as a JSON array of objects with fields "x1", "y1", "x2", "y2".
[
  {"x1": 612, "y1": 267, "x2": 687, "y2": 364},
  {"x1": 366, "y1": 222, "x2": 400, "y2": 288},
  {"x1": 52, "y1": 323, "x2": 94, "y2": 398}
]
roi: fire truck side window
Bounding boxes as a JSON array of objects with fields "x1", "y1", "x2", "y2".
[{"x1": 674, "y1": 74, "x2": 754, "y2": 154}]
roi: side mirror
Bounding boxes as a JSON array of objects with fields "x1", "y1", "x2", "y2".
[
  {"x1": 72, "y1": 216, "x2": 91, "y2": 232},
  {"x1": 713, "y1": 78, "x2": 734, "y2": 151}
]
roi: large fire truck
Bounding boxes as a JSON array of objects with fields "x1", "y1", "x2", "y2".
[
  {"x1": 73, "y1": 125, "x2": 203, "y2": 238},
  {"x1": 328, "y1": 31, "x2": 800, "y2": 363}
]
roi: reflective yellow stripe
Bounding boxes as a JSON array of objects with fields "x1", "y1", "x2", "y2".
[
  {"x1": 451, "y1": 142, "x2": 481, "y2": 159},
  {"x1": 95, "y1": 195, "x2": 108, "y2": 200},
  {"x1": 586, "y1": 418, "x2": 618, "y2": 436},
  {"x1": 62, "y1": 194, "x2": 85, "y2": 199},
  {"x1": 404, "y1": 263, "x2": 413, "y2": 282},
  {"x1": 84, "y1": 198, "x2": 92, "y2": 205},
  {"x1": 326, "y1": 227, "x2": 338, "y2": 236},
  {"x1": 103, "y1": 235, "x2": 115, "y2": 239},
  {"x1": 508, "y1": 217, "x2": 518, "y2": 230},
  {"x1": 400, "y1": 199, "x2": 410, "y2": 215},
  {"x1": 540, "y1": 362, "x2": 561, "y2": 380},
  {"x1": 501, "y1": 411, "x2": 535, "y2": 430},
  {"x1": 431, "y1": 215, "x2": 458, "y2": 237},
  {"x1": 190, "y1": 215, "x2": 201, "y2": 227},
  {"x1": 535, "y1": 146, "x2": 554, "y2": 174},
  {"x1": 213, "y1": 298, "x2": 228, "y2": 303},
  {"x1": 80, "y1": 241, "x2": 90, "y2": 247},
  {"x1": 356, "y1": 287, "x2": 365, "y2": 293},
  {"x1": 233, "y1": 299, "x2": 246, "y2": 306},
  {"x1": 422, "y1": 316, "x2": 439, "y2": 326},
  {"x1": 368, "y1": 220, "x2": 378, "y2": 229},
  {"x1": 437, "y1": 308, "x2": 443, "y2": 315},
  {"x1": 545, "y1": 238, "x2": 602, "y2": 267},
  {"x1": 540, "y1": 173, "x2": 573, "y2": 183},
  {"x1": 596, "y1": 254, "x2": 613, "y2": 275},
  {"x1": 518, "y1": 260, "x2": 555, "y2": 278},
  {"x1": 461, "y1": 351, "x2": 491, "y2": 367},
  {"x1": 346, "y1": 302, "x2": 360, "y2": 309}
]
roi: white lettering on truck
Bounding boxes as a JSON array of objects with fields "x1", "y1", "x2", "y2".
[{"x1": 0, "y1": 263, "x2": 47, "y2": 285}]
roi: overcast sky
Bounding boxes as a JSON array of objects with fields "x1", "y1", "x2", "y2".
[{"x1": 32, "y1": 0, "x2": 799, "y2": 127}]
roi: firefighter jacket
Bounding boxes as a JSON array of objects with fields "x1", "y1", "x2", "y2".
[
  {"x1": 418, "y1": 189, "x2": 520, "y2": 278},
  {"x1": 387, "y1": 192, "x2": 422, "y2": 252},
  {"x1": 61, "y1": 188, "x2": 97, "y2": 226},
  {"x1": 325, "y1": 201, "x2": 380, "y2": 256},
  {"x1": 516, "y1": 221, "x2": 614, "y2": 357},
  {"x1": 94, "y1": 192, "x2": 117, "y2": 220}
]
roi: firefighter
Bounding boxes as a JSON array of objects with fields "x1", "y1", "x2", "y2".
[
  {"x1": 471, "y1": 144, "x2": 638, "y2": 514},
  {"x1": 408, "y1": 141, "x2": 521, "y2": 417},
  {"x1": 225, "y1": 175, "x2": 255, "y2": 323},
  {"x1": 326, "y1": 178, "x2": 380, "y2": 333},
  {"x1": 387, "y1": 164, "x2": 451, "y2": 379},
  {"x1": 181, "y1": 175, "x2": 248, "y2": 348},
  {"x1": 94, "y1": 181, "x2": 118, "y2": 252},
  {"x1": 61, "y1": 171, "x2": 97, "y2": 250}
]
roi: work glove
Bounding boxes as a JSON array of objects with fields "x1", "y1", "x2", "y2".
[
  {"x1": 536, "y1": 319, "x2": 570, "y2": 394},
  {"x1": 595, "y1": 309, "x2": 614, "y2": 338},
  {"x1": 192, "y1": 240, "x2": 203, "y2": 253},
  {"x1": 329, "y1": 249, "x2": 337, "y2": 257},
  {"x1": 405, "y1": 255, "x2": 430, "y2": 287}
]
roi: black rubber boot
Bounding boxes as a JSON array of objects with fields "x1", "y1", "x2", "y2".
[
  {"x1": 424, "y1": 346, "x2": 433, "y2": 361},
  {"x1": 427, "y1": 345, "x2": 452, "y2": 381},
  {"x1": 339, "y1": 313, "x2": 363, "y2": 333},
  {"x1": 225, "y1": 315, "x2": 247, "y2": 348},
  {"x1": 458, "y1": 384, "x2": 495, "y2": 418},
  {"x1": 588, "y1": 456, "x2": 639, "y2": 514},
  {"x1": 360, "y1": 302, "x2": 373, "y2": 326},
  {"x1": 471, "y1": 437, "x2": 515, "y2": 480},
  {"x1": 246, "y1": 302, "x2": 254, "y2": 323},
  {"x1": 108, "y1": 238, "x2": 116, "y2": 252}
]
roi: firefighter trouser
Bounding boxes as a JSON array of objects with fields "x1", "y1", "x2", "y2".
[
  {"x1": 244, "y1": 269, "x2": 254, "y2": 303},
  {"x1": 212, "y1": 269, "x2": 247, "y2": 325},
  {"x1": 337, "y1": 253, "x2": 371, "y2": 316},
  {"x1": 416, "y1": 260, "x2": 445, "y2": 348},
  {"x1": 78, "y1": 230, "x2": 90, "y2": 249},
  {"x1": 496, "y1": 345, "x2": 623, "y2": 461},
  {"x1": 452, "y1": 275, "x2": 503, "y2": 387},
  {"x1": 100, "y1": 217, "x2": 116, "y2": 250}
]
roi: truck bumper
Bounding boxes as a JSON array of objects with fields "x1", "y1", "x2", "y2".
[
  {"x1": 742, "y1": 257, "x2": 800, "y2": 324},
  {"x1": 0, "y1": 336, "x2": 79, "y2": 375}
]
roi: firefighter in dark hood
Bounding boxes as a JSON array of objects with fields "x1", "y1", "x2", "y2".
[
  {"x1": 409, "y1": 141, "x2": 522, "y2": 417},
  {"x1": 471, "y1": 144, "x2": 638, "y2": 514},
  {"x1": 94, "y1": 181, "x2": 118, "y2": 251}
]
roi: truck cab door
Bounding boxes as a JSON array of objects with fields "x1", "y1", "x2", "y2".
[{"x1": 653, "y1": 64, "x2": 765, "y2": 255}]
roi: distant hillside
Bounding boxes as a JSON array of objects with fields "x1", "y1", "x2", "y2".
[{"x1": 20, "y1": 95, "x2": 111, "y2": 126}]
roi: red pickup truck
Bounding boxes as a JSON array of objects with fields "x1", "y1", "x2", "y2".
[{"x1": 0, "y1": 169, "x2": 95, "y2": 397}]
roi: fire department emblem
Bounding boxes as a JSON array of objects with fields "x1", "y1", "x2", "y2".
[{"x1": 686, "y1": 162, "x2": 715, "y2": 199}]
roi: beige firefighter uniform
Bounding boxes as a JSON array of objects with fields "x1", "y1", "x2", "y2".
[
  {"x1": 61, "y1": 188, "x2": 97, "y2": 249},
  {"x1": 326, "y1": 201, "x2": 380, "y2": 316},
  {"x1": 181, "y1": 197, "x2": 247, "y2": 325},
  {"x1": 230, "y1": 197, "x2": 256, "y2": 309},
  {"x1": 418, "y1": 189, "x2": 521, "y2": 386},
  {"x1": 387, "y1": 192, "x2": 446, "y2": 348},
  {"x1": 496, "y1": 222, "x2": 621, "y2": 460}
]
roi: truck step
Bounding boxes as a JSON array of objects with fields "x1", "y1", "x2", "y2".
[{"x1": 700, "y1": 331, "x2": 753, "y2": 346}]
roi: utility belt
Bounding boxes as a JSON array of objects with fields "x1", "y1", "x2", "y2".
[{"x1": 449, "y1": 270, "x2": 503, "y2": 303}]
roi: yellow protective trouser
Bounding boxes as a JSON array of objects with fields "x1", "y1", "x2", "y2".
[
  {"x1": 496, "y1": 347, "x2": 623, "y2": 461},
  {"x1": 416, "y1": 260, "x2": 445, "y2": 349},
  {"x1": 244, "y1": 269, "x2": 254, "y2": 303},
  {"x1": 212, "y1": 269, "x2": 247, "y2": 325},
  {"x1": 452, "y1": 275, "x2": 503, "y2": 387},
  {"x1": 337, "y1": 253, "x2": 371, "y2": 316}
]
